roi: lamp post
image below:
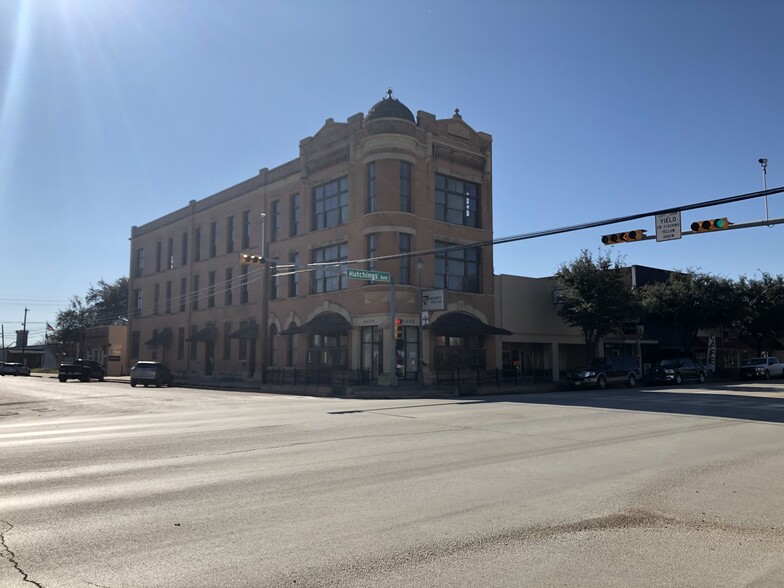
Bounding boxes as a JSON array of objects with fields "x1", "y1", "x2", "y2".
[
  {"x1": 759, "y1": 158, "x2": 769, "y2": 224},
  {"x1": 416, "y1": 257, "x2": 424, "y2": 386},
  {"x1": 259, "y1": 212, "x2": 268, "y2": 384}
]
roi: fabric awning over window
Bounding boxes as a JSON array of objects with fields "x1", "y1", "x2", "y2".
[
  {"x1": 230, "y1": 323, "x2": 259, "y2": 339},
  {"x1": 430, "y1": 312, "x2": 511, "y2": 336},
  {"x1": 186, "y1": 324, "x2": 218, "y2": 343},
  {"x1": 280, "y1": 312, "x2": 351, "y2": 336},
  {"x1": 145, "y1": 327, "x2": 173, "y2": 347}
]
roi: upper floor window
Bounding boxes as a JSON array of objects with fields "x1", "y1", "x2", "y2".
[
  {"x1": 226, "y1": 215, "x2": 235, "y2": 254},
  {"x1": 312, "y1": 177, "x2": 349, "y2": 230},
  {"x1": 367, "y1": 233, "x2": 378, "y2": 272},
  {"x1": 207, "y1": 271, "x2": 216, "y2": 308},
  {"x1": 192, "y1": 274, "x2": 200, "y2": 310},
  {"x1": 271, "y1": 200, "x2": 280, "y2": 242},
  {"x1": 165, "y1": 281, "x2": 172, "y2": 314},
  {"x1": 133, "y1": 288, "x2": 142, "y2": 318},
  {"x1": 193, "y1": 227, "x2": 201, "y2": 262},
  {"x1": 242, "y1": 210, "x2": 251, "y2": 249},
  {"x1": 289, "y1": 252, "x2": 300, "y2": 297},
  {"x1": 209, "y1": 221, "x2": 217, "y2": 258},
  {"x1": 435, "y1": 241, "x2": 481, "y2": 293},
  {"x1": 179, "y1": 277, "x2": 187, "y2": 313},
  {"x1": 225, "y1": 267, "x2": 233, "y2": 306},
  {"x1": 400, "y1": 162, "x2": 411, "y2": 212},
  {"x1": 290, "y1": 194, "x2": 300, "y2": 237},
  {"x1": 366, "y1": 163, "x2": 376, "y2": 213},
  {"x1": 312, "y1": 243, "x2": 348, "y2": 293},
  {"x1": 135, "y1": 248, "x2": 144, "y2": 278},
  {"x1": 240, "y1": 265, "x2": 249, "y2": 304},
  {"x1": 153, "y1": 284, "x2": 160, "y2": 315},
  {"x1": 399, "y1": 233, "x2": 411, "y2": 285},
  {"x1": 155, "y1": 241, "x2": 162, "y2": 273},
  {"x1": 181, "y1": 231, "x2": 189, "y2": 266},
  {"x1": 435, "y1": 174, "x2": 480, "y2": 228}
]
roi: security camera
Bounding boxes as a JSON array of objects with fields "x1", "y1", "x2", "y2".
[{"x1": 759, "y1": 158, "x2": 767, "y2": 165}]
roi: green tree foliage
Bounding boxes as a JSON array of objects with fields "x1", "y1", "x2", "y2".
[
  {"x1": 50, "y1": 277, "x2": 128, "y2": 351},
  {"x1": 638, "y1": 271, "x2": 739, "y2": 354},
  {"x1": 736, "y1": 273, "x2": 784, "y2": 355},
  {"x1": 556, "y1": 249, "x2": 638, "y2": 361}
]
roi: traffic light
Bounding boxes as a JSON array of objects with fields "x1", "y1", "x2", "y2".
[
  {"x1": 239, "y1": 253, "x2": 264, "y2": 264},
  {"x1": 394, "y1": 317, "x2": 404, "y2": 340},
  {"x1": 690, "y1": 218, "x2": 730, "y2": 232},
  {"x1": 601, "y1": 229, "x2": 647, "y2": 245}
]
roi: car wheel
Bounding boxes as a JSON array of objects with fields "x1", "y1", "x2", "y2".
[
  {"x1": 58, "y1": 376, "x2": 67, "y2": 383},
  {"x1": 698, "y1": 371, "x2": 706, "y2": 384},
  {"x1": 765, "y1": 370, "x2": 771, "y2": 380},
  {"x1": 597, "y1": 375, "x2": 607, "y2": 390},
  {"x1": 130, "y1": 381, "x2": 137, "y2": 387},
  {"x1": 627, "y1": 374, "x2": 636, "y2": 387},
  {"x1": 675, "y1": 373, "x2": 683, "y2": 385},
  {"x1": 99, "y1": 376, "x2": 105, "y2": 382}
]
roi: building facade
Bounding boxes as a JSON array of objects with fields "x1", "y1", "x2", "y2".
[{"x1": 128, "y1": 92, "x2": 503, "y2": 384}]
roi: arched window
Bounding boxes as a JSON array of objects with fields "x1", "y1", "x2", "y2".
[
  {"x1": 268, "y1": 324, "x2": 278, "y2": 366},
  {"x1": 286, "y1": 322, "x2": 298, "y2": 366}
]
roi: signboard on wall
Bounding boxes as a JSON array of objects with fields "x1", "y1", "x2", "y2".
[{"x1": 421, "y1": 289, "x2": 445, "y2": 311}]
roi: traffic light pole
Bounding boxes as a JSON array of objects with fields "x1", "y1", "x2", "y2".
[{"x1": 389, "y1": 278, "x2": 397, "y2": 388}]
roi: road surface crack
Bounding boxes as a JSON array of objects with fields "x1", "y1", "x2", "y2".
[{"x1": 0, "y1": 521, "x2": 45, "y2": 587}]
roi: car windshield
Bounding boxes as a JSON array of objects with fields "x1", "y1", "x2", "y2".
[
  {"x1": 658, "y1": 359, "x2": 679, "y2": 367},
  {"x1": 742, "y1": 358, "x2": 766, "y2": 366}
]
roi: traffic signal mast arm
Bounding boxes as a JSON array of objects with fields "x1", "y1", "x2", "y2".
[{"x1": 602, "y1": 217, "x2": 784, "y2": 244}]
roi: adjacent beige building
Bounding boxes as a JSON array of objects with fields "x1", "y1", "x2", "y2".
[{"x1": 128, "y1": 92, "x2": 504, "y2": 385}]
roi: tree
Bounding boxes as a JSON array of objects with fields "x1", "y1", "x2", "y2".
[
  {"x1": 50, "y1": 277, "x2": 128, "y2": 358},
  {"x1": 86, "y1": 277, "x2": 129, "y2": 325},
  {"x1": 736, "y1": 273, "x2": 784, "y2": 356},
  {"x1": 556, "y1": 249, "x2": 638, "y2": 362},
  {"x1": 638, "y1": 270, "x2": 738, "y2": 355}
]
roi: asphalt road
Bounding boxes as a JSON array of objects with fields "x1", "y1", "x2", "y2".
[{"x1": 2, "y1": 377, "x2": 784, "y2": 587}]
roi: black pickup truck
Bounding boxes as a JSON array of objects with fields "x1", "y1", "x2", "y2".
[{"x1": 58, "y1": 359, "x2": 106, "y2": 382}]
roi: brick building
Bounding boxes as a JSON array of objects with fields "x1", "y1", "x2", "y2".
[{"x1": 127, "y1": 92, "x2": 505, "y2": 385}]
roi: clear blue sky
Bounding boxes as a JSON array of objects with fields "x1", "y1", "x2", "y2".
[{"x1": 1, "y1": 0, "x2": 782, "y2": 344}]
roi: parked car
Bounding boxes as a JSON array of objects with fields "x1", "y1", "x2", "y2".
[
  {"x1": 739, "y1": 357, "x2": 784, "y2": 380},
  {"x1": 647, "y1": 357, "x2": 706, "y2": 385},
  {"x1": 130, "y1": 361, "x2": 174, "y2": 388},
  {"x1": 0, "y1": 362, "x2": 31, "y2": 376},
  {"x1": 58, "y1": 359, "x2": 106, "y2": 382},
  {"x1": 567, "y1": 356, "x2": 641, "y2": 389}
]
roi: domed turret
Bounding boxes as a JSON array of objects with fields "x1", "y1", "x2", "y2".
[{"x1": 366, "y1": 89, "x2": 415, "y2": 123}]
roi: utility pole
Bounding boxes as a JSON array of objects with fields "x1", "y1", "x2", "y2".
[{"x1": 22, "y1": 307, "x2": 29, "y2": 367}]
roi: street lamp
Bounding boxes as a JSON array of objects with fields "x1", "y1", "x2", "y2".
[
  {"x1": 259, "y1": 212, "x2": 269, "y2": 384},
  {"x1": 416, "y1": 257, "x2": 424, "y2": 386},
  {"x1": 759, "y1": 158, "x2": 769, "y2": 224}
]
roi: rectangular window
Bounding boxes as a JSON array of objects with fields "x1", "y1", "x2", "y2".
[
  {"x1": 177, "y1": 327, "x2": 185, "y2": 361},
  {"x1": 167, "y1": 237, "x2": 174, "y2": 269},
  {"x1": 223, "y1": 321, "x2": 232, "y2": 361},
  {"x1": 289, "y1": 252, "x2": 299, "y2": 297},
  {"x1": 190, "y1": 325, "x2": 198, "y2": 361},
  {"x1": 179, "y1": 278, "x2": 187, "y2": 313},
  {"x1": 133, "y1": 288, "x2": 142, "y2": 318},
  {"x1": 311, "y1": 243, "x2": 348, "y2": 293},
  {"x1": 155, "y1": 241, "x2": 162, "y2": 273},
  {"x1": 367, "y1": 234, "x2": 378, "y2": 278},
  {"x1": 367, "y1": 162, "x2": 376, "y2": 213},
  {"x1": 131, "y1": 331, "x2": 140, "y2": 361},
  {"x1": 435, "y1": 174, "x2": 480, "y2": 228},
  {"x1": 153, "y1": 284, "x2": 160, "y2": 315},
  {"x1": 192, "y1": 274, "x2": 200, "y2": 310},
  {"x1": 399, "y1": 233, "x2": 411, "y2": 285},
  {"x1": 225, "y1": 267, "x2": 233, "y2": 306},
  {"x1": 209, "y1": 221, "x2": 217, "y2": 258},
  {"x1": 165, "y1": 281, "x2": 172, "y2": 314},
  {"x1": 240, "y1": 265, "x2": 249, "y2": 304},
  {"x1": 226, "y1": 215, "x2": 235, "y2": 253},
  {"x1": 270, "y1": 260, "x2": 279, "y2": 300},
  {"x1": 290, "y1": 194, "x2": 300, "y2": 237},
  {"x1": 312, "y1": 176, "x2": 349, "y2": 230},
  {"x1": 400, "y1": 161, "x2": 411, "y2": 212},
  {"x1": 194, "y1": 227, "x2": 201, "y2": 262},
  {"x1": 242, "y1": 210, "x2": 251, "y2": 249},
  {"x1": 207, "y1": 271, "x2": 216, "y2": 308},
  {"x1": 271, "y1": 200, "x2": 280, "y2": 241},
  {"x1": 435, "y1": 241, "x2": 481, "y2": 293},
  {"x1": 135, "y1": 248, "x2": 144, "y2": 278},
  {"x1": 181, "y1": 231, "x2": 189, "y2": 266}
]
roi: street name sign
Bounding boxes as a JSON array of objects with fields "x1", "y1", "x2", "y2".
[
  {"x1": 655, "y1": 211, "x2": 682, "y2": 242},
  {"x1": 346, "y1": 268, "x2": 391, "y2": 282}
]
